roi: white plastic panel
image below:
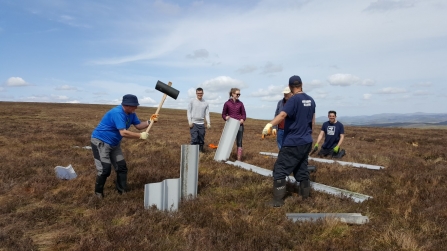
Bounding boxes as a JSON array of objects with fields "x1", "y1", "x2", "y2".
[
  {"x1": 214, "y1": 118, "x2": 240, "y2": 162},
  {"x1": 286, "y1": 213, "x2": 369, "y2": 225},
  {"x1": 180, "y1": 145, "x2": 199, "y2": 199},
  {"x1": 259, "y1": 152, "x2": 385, "y2": 170},
  {"x1": 144, "y1": 178, "x2": 180, "y2": 211}
]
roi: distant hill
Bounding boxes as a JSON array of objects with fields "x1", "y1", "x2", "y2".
[{"x1": 316, "y1": 112, "x2": 447, "y2": 128}]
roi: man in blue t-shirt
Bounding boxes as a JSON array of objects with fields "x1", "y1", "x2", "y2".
[
  {"x1": 262, "y1": 75, "x2": 316, "y2": 207},
  {"x1": 312, "y1": 110, "x2": 345, "y2": 158},
  {"x1": 91, "y1": 94, "x2": 158, "y2": 198}
]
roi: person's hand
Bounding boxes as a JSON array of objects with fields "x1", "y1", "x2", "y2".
[
  {"x1": 333, "y1": 145, "x2": 339, "y2": 153},
  {"x1": 262, "y1": 123, "x2": 273, "y2": 136},
  {"x1": 150, "y1": 114, "x2": 159, "y2": 123},
  {"x1": 272, "y1": 129, "x2": 277, "y2": 136},
  {"x1": 140, "y1": 132, "x2": 149, "y2": 140},
  {"x1": 189, "y1": 123, "x2": 193, "y2": 128},
  {"x1": 225, "y1": 116, "x2": 230, "y2": 120},
  {"x1": 207, "y1": 124, "x2": 211, "y2": 129},
  {"x1": 310, "y1": 144, "x2": 318, "y2": 155},
  {"x1": 240, "y1": 119, "x2": 244, "y2": 124}
]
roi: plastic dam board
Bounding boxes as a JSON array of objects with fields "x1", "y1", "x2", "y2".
[
  {"x1": 214, "y1": 118, "x2": 240, "y2": 162},
  {"x1": 144, "y1": 178, "x2": 180, "y2": 211},
  {"x1": 259, "y1": 152, "x2": 385, "y2": 170},
  {"x1": 180, "y1": 144, "x2": 199, "y2": 200},
  {"x1": 225, "y1": 160, "x2": 371, "y2": 203},
  {"x1": 286, "y1": 213, "x2": 369, "y2": 225}
]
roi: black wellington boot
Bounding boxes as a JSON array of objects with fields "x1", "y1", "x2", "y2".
[
  {"x1": 116, "y1": 173, "x2": 127, "y2": 194},
  {"x1": 95, "y1": 175, "x2": 107, "y2": 199},
  {"x1": 268, "y1": 179, "x2": 287, "y2": 207},
  {"x1": 299, "y1": 179, "x2": 311, "y2": 199}
]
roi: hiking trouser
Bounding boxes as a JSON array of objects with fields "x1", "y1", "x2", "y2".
[
  {"x1": 273, "y1": 143, "x2": 312, "y2": 182},
  {"x1": 91, "y1": 138, "x2": 128, "y2": 194},
  {"x1": 190, "y1": 123, "x2": 205, "y2": 146}
]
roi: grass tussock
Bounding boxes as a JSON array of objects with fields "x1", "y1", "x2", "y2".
[{"x1": 0, "y1": 101, "x2": 446, "y2": 250}]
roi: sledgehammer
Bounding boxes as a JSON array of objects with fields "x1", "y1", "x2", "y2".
[{"x1": 145, "y1": 80, "x2": 180, "y2": 133}]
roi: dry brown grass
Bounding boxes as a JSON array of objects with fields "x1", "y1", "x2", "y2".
[{"x1": 0, "y1": 101, "x2": 446, "y2": 251}]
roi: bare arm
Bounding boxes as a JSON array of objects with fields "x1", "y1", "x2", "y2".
[
  {"x1": 134, "y1": 120, "x2": 150, "y2": 130},
  {"x1": 315, "y1": 131, "x2": 324, "y2": 145},
  {"x1": 119, "y1": 128, "x2": 145, "y2": 139},
  {"x1": 269, "y1": 111, "x2": 287, "y2": 126},
  {"x1": 337, "y1": 134, "x2": 345, "y2": 148}
]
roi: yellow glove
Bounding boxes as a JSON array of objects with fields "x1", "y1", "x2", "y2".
[
  {"x1": 150, "y1": 114, "x2": 159, "y2": 123},
  {"x1": 272, "y1": 129, "x2": 277, "y2": 136},
  {"x1": 333, "y1": 145, "x2": 339, "y2": 153},
  {"x1": 140, "y1": 132, "x2": 149, "y2": 140},
  {"x1": 262, "y1": 123, "x2": 273, "y2": 136}
]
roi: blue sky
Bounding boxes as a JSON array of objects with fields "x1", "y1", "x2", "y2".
[{"x1": 1, "y1": 0, "x2": 446, "y2": 120}]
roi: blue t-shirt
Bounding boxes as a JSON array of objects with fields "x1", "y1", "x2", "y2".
[
  {"x1": 321, "y1": 121, "x2": 344, "y2": 149},
  {"x1": 91, "y1": 105, "x2": 141, "y2": 146},
  {"x1": 281, "y1": 93, "x2": 316, "y2": 147}
]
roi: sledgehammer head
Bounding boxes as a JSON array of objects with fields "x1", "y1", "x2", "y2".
[{"x1": 155, "y1": 80, "x2": 180, "y2": 100}]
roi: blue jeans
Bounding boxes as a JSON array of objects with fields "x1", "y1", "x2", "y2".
[{"x1": 276, "y1": 129, "x2": 284, "y2": 150}]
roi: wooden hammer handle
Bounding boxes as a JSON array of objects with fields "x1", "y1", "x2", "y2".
[{"x1": 145, "y1": 82, "x2": 172, "y2": 134}]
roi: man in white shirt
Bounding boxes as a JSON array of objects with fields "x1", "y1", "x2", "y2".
[{"x1": 187, "y1": 87, "x2": 211, "y2": 152}]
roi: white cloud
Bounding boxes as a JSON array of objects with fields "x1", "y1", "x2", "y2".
[
  {"x1": 363, "y1": 93, "x2": 372, "y2": 100},
  {"x1": 327, "y1": 74, "x2": 361, "y2": 86},
  {"x1": 200, "y1": 76, "x2": 247, "y2": 92},
  {"x1": 364, "y1": 0, "x2": 416, "y2": 12},
  {"x1": 377, "y1": 87, "x2": 407, "y2": 94},
  {"x1": 5, "y1": 77, "x2": 31, "y2": 87},
  {"x1": 251, "y1": 85, "x2": 285, "y2": 98},
  {"x1": 0, "y1": 87, "x2": 4, "y2": 92},
  {"x1": 66, "y1": 100, "x2": 80, "y2": 104},
  {"x1": 52, "y1": 95, "x2": 70, "y2": 100},
  {"x1": 361, "y1": 79, "x2": 376, "y2": 86},
  {"x1": 139, "y1": 96, "x2": 157, "y2": 104},
  {"x1": 304, "y1": 80, "x2": 326, "y2": 92},
  {"x1": 55, "y1": 85, "x2": 78, "y2": 90}
]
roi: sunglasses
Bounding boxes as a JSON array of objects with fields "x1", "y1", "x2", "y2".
[{"x1": 235, "y1": 93, "x2": 241, "y2": 96}]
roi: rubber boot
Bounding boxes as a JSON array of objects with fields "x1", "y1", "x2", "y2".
[
  {"x1": 116, "y1": 173, "x2": 127, "y2": 194},
  {"x1": 299, "y1": 179, "x2": 311, "y2": 199},
  {"x1": 95, "y1": 175, "x2": 107, "y2": 199},
  {"x1": 286, "y1": 181, "x2": 300, "y2": 194},
  {"x1": 237, "y1": 147, "x2": 243, "y2": 161},
  {"x1": 268, "y1": 179, "x2": 287, "y2": 207},
  {"x1": 199, "y1": 145, "x2": 205, "y2": 153}
]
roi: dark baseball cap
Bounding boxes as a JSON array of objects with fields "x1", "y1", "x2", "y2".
[
  {"x1": 289, "y1": 75, "x2": 302, "y2": 85},
  {"x1": 121, "y1": 94, "x2": 140, "y2": 106}
]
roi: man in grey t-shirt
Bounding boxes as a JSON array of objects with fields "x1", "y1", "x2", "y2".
[{"x1": 187, "y1": 87, "x2": 211, "y2": 152}]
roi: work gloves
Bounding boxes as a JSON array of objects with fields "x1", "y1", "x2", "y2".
[
  {"x1": 150, "y1": 114, "x2": 159, "y2": 123},
  {"x1": 140, "y1": 132, "x2": 149, "y2": 140},
  {"x1": 272, "y1": 129, "x2": 277, "y2": 136},
  {"x1": 310, "y1": 144, "x2": 318, "y2": 155},
  {"x1": 207, "y1": 124, "x2": 211, "y2": 129},
  {"x1": 262, "y1": 123, "x2": 273, "y2": 136},
  {"x1": 333, "y1": 145, "x2": 340, "y2": 153}
]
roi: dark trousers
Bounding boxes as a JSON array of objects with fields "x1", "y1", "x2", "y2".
[
  {"x1": 273, "y1": 143, "x2": 312, "y2": 182},
  {"x1": 190, "y1": 123, "x2": 205, "y2": 146},
  {"x1": 91, "y1": 138, "x2": 128, "y2": 193},
  {"x1": 236, "y1": 125, "x2": 244, "y2": 147}
]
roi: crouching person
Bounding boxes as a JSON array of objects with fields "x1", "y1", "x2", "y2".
[
  {"x1": 313, "y1": 110, "x2": 345, "y2": 158},
  {"x1": 90, "y1": 94, "x2": 157, "y2": 198}
]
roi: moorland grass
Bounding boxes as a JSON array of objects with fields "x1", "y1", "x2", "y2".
[{"x1": 0, "y1": 102, "x2": 446, "y2": 250}]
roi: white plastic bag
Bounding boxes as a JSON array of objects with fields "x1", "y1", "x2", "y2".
[{"x1": 54, "y1": 164, "x2": 77, "y2": 180}]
